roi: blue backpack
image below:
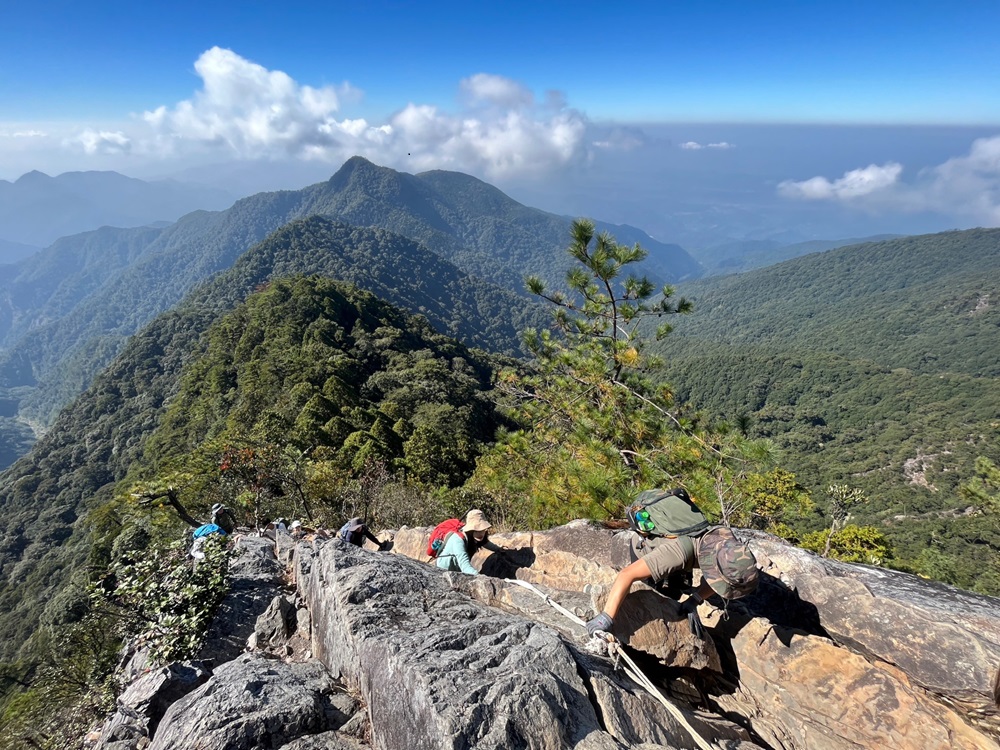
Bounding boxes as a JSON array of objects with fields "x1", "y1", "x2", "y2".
[{"x1": 193, "y1": 523, "x2": 226, "y2": 539}]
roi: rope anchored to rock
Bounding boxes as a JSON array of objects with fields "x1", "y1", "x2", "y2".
[{"x1": 504, "y1": 578, "x2": 723, "y2": 750}]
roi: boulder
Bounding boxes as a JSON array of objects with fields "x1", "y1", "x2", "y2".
[
  {"x1": 712, "y1": 616, "x2": 997, "y2": 750},
  {"x1": 249, "y1": 594, "x2": 296, "y2": 651},
  {"x1": 92, "y1": 661, "x2": 212, "y2": 749},
  {"x1": 745, "y1": 530, "x2": 1000, "y2": 738},
  {"x1": 148, "y1": 653, "x2": 356, "y2": 750}
]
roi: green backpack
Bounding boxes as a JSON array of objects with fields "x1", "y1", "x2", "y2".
[{"x1": 627, "y1": 488, "x2": 709, "y2": 538}]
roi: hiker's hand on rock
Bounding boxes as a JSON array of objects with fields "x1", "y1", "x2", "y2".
[
  {"x1": 586, "y1": 612, "x2": 614, "y2": 637},
  {"x1": 678, "y1": 598, "x2": 704, "y2": 639}
]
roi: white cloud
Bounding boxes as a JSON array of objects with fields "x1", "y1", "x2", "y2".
[
  {"x1": 591, "y1": 125, "x2": 647, "y2": 151},
  {"x1": 913, "y1": 135, "x2": 1000, "y2": 223},
  {"x1": 460, "y1": 73, "x2": 534, "y2": 109},
  {"x1": 72, "y1": 130, "x2": 131, "y2": 155},
  {"x1": 679, "y1": 141, "x2": 735, "y2": 150},
  {"x1": 778, "y1": 136, "x2": 1000, "y2": 225},
  {"x1": 2, "y1": 130, "x2": 48, "y2": 138},
  {"x1": 778, "y1": 162, "x2": 903, "y2": 200},
  {"x1": 51, "y1": 47, "x2": 589, "y2": 180}
]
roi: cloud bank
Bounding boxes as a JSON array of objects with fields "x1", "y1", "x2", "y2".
[
  {"x1": 779, "y1": 136, "x2": 1000, "y2": 224},
  {"x1": 67, "y1": 47, "x2": 588, "y2": 180}
]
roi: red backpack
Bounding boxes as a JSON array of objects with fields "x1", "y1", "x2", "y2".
[{"x1": 426, "y1": 518, "x2": 465, "y2": 558}]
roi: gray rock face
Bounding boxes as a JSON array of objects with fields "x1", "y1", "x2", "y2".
[
  {"x1": 198, "y1": 535, "x2": 286, "y2": 664},
  {"x1": 302, "y1": 538, "x2": 732, "y2": 750},
  {"x1": 278, "y1": 732, "x2": 369, "y2": 749},
  {"x1": 391, "y1": 522, "x2": 1000, "y2": 749},
  {"x1": 149, "y1": 653, "x2": 356, "y2": 750},
  {"x1": 93, "y1": 660, "x2": 212, "y2": 749},
  {"x1": 250, "y1": 594, "x2": 296, "y2": 651},
  {"x1": 94, "y1": 521, "x2": 1000, "y2": 750}
]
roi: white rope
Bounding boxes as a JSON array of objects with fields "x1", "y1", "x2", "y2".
[
  {"x1": 504, "y1": 578, "x2": 722, "y2": 750},
  {"x1": 505, "y1": 577, "x2": 588, "y2": 626}
]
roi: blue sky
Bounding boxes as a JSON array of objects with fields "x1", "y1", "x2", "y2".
[
  {"x1": 2, "y1": 1, "x2": 999, "y2": 244},
  {"x1": 4, "y1": 1, "x2": 999, "y2": 123}
]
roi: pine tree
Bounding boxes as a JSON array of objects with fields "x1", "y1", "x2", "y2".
[{"x1": 472, "y1": 219, "x2": 754, "y2": 524}]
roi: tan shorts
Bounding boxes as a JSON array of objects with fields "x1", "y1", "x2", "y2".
[{"x1": 630, "y1": 532, "x2": 702, "y2": 583}]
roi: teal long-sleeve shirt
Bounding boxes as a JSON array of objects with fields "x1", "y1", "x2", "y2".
[{"x1": 436, "y1": 531, "x2": 478, "y2": 575}]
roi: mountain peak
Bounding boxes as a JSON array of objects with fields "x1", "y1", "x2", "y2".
[
  {"x1": 15, "y1": 170, "x2": 53, "y2": 185},
  {"x1": 327, "y1": 155, "x2": 382, "y2": 184}
]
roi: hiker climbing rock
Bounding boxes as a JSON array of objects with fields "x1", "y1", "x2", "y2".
[
  {"x1": 585, "y1": 488, "x2": 760, "y2": 639},
  {"x1": 434, "y1": 509, "x2": 505, "y2": 575},
  {"x1": 211, "y1": 502, "x2": 237, "y2": 534},
  {"x1": 189, "y1": 521, "x2": 227, "y2": 560},
  {"x1": 338, "y1": 517, "x2": 383, "y2": 548}
]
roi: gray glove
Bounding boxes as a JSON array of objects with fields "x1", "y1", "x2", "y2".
[
  {"x1": 586, "y1": 612, "x2": 614, "y2": 637},
  {"x1": 678, "y1": 598, "x2": 704, "y2": 639}
]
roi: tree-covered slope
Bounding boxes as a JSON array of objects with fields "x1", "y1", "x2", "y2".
[
  {"x1": 692, "y1": 234, "x2": 900, "y2": 276},
  {"x1": 666, "y1": 228, "x2": 1000, "y2": 377},
  {"x1": 655, "y1": 228, "x2": 1000, "y2": 590},
  {"x1": 0, "y1": 265, "x2": 513, "y2": 667},
  {"x1": 0, "y1": 157, "x2": 695, "y2": 461},
  {"x1": 0, "y1": 225, "x2": 164, "y2": 351}
]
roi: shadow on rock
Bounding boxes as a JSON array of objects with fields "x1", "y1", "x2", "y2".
[{"x1": 480, "y1": 546, "x2": 536, "y2": 578}]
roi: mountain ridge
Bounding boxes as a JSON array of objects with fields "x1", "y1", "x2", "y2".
[
  {"x1": 0, "y1": 170, "x2": 236, "y2": 248},
  {"x1": 0, "y1": 156, "x2": 697, "y2": 466},
  {"x1": 0, "y1": 222, "x2": 527, "y2": 663}
]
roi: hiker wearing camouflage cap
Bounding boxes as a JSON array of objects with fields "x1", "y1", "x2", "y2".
[{"x1": 585, "y1": 488, "x2": 760, "y2": 641}]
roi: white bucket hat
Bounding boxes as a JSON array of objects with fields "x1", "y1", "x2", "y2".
[{"x1": 462, "y1": 509, "x2": 492, "y2": 533}]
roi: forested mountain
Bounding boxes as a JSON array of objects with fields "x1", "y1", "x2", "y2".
[
  {"x1": 0, "y1": 170, "x2": 235, "y2": 248},
  {"x1": 0, "y1": 223, "x2": 525, "y2": 665},
  {"x1": 692, "y1": 234, "x2": 900, "y2": 276},
  {"x1": 0, "y1": 156, "x2": 697, "y2": 468},
  {"x1": 658, "y1": 228, "x2": 1000, "y2": 590},
  {"x1": 2, "y1": 206, "x2": 999, "y2": 745}
]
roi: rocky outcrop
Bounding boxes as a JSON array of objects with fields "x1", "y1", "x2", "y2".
[
  {"x1": 298, "y1": 538, "x2": 748, "y2": 749},
  {"x1": 88, "y1": 524, "x2": 1000, "y2": 750},
  {"x1": 91, "y1": 660, "x2": 212, "y2": 748},
  {"x1": 746, "y1": 531, "x2": 1000, "y2": 736},
  {"x1": 149, "y1": 654, "x2": 358, "y2": 750},
  {"x1": 390, "y1": 522, "x2": 1000, "y2": 750},
  {"x1": 197, "y1": 535, "x2": 287, "y2": 664},
  {"x1": 389, "y1": 521, "x2": 721, "y2": 671},
  {"x1": 87, "y1": 535, "x2": 367, "y2": 750}
]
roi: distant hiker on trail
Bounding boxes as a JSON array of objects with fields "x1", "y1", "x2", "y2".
[
  {"x1": 339, "y1": 517, "x2": 383, "y2": 548},
  {"x1": 585, "y1": 488, "x2": 760, "y2": 640},
  {"x1": 211, "y1": 502, "x2": 237, "y2": 534},
  {"x1": 189, "y1": 521, "x2": 227, "y2": 560},
  {"x1": 434, "y1": 509, "x2": 504, "y2": 576}
]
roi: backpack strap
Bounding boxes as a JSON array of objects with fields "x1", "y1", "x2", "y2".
[
  {"x1": 434, "y1": 530, "x2": 466, "y2": 562},
  {"x1": 671, "y1": 521, "x2": 711, "y2": 537}
]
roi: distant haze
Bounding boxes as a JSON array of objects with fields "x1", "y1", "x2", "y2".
[
  {"x1": 1, "y1": 22, "x2": 998, "y2": 251},
  {"x1": 144, "y1": 123, "x2": 1000, "y2": 249}
]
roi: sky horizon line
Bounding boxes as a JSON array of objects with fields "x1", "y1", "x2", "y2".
[{"x1": 3, "y1": 3, "x2": 999, "y2": 243}]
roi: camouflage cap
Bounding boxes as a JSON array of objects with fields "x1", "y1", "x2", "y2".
[{"x1": 697, "y1": 527, "x2": 760, "y2": 600}]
